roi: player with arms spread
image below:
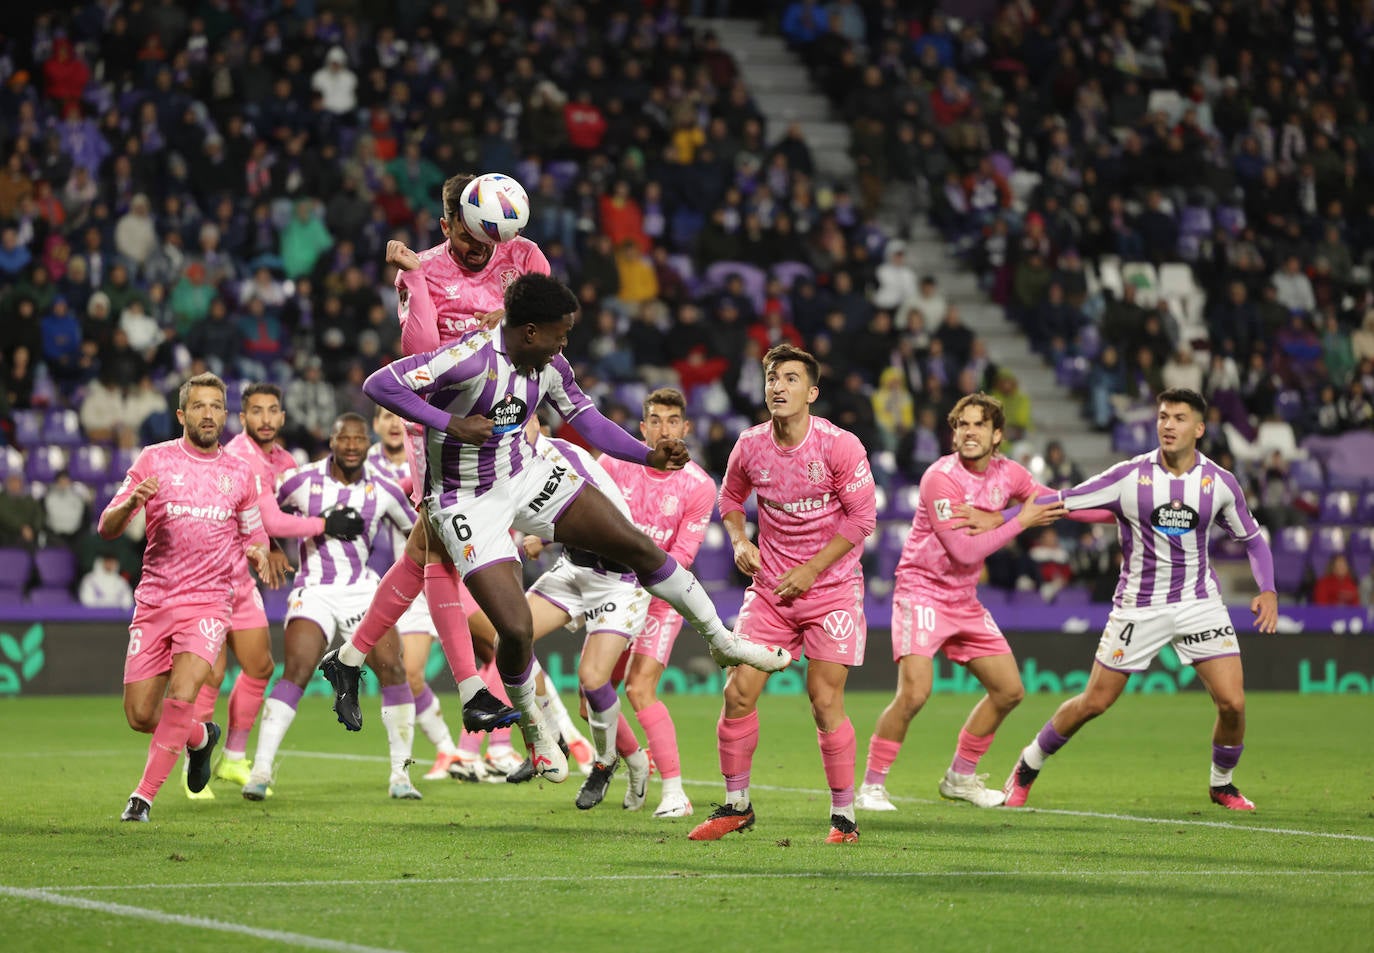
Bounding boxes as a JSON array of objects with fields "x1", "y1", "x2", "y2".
[
  {"x1": 858, "y1": 393, "x2": 1095, "y2": 812},
  {"x1": 688, "y1": 345, "x2": 877, "y2": 845},
  {"x1": 1001, "y1": 388, "x2": 1279, "y2": 811},
  {"x1": 332, "y1": 274, "x2": 789, "y2": 782},
  {"x1": 100, "y1": 373, "x2": 283, "y2": 822},
  {"x1": 328, "y1": 173, "x2": 551, "y2": 736}
]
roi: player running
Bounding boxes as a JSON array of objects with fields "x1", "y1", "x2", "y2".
[
  {"x1": 857, "y1": 393, "x2": 1092, "y2": 812},
  {"x1": 687, "y1": 345, "x2": 877, "y2": 845},
  {"x1": 242, "y1": 413, "x2": 421, "y2": 800},
  {"x1": 1001, "y1": 388, "x2": 1279, "y2": 811},
  {"x1": 100, "y1": 373, "x2": 282, "y2": 822}
]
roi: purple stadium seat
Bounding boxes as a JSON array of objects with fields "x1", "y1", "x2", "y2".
[
  {"x1": 112, "y1": 446, "x2": 139, "y2": 476},
  {"x1": 1357, "y1": 491, "x2": 1374, "y2": 523},
  {"x1": 1327, "y1": 470, "x2": 1372, "y2": 492},
  {"x1": 27, "y1": 585, "x2": 75, "y2": 606},
  {"x1": 67, "y1": 445, "x2": 113, "y2": 486},
  {"x1": 1179, "y1": 205, "x2": 1212, "y2": 237},
  {"x1": 1215, "y1": 205, "x2": 1246, "y2": 235},
  {"x1": 545, "y1": 160, "x2": 580, "y2": 195},
  {"x1": 1288, "y1": 458, "x2": 1325, "y2": 493},
  {"x1": 0, "y1": 547, "x2": 33, "y2": 592},
  {"x1": 885, "y1": 484, "x2": 921, "y2": 521},
  {"x1": 40, "y1": 409, "x2": 83, "y2": 447},
  {"x1": 1349, "y1": 528, "x2": 1374, "y2": 579},
  {"x1": 874, "y1": 522, "x2": 907, "y2": 579},
  {"x1": 666, "y1": 253, "x2": 695, "y2": 284},
  {"x1": 13, "y1": 409, "x2": 43, "y2": 447},
  {"x1": 25, "y1": 445, "x2": 67, "y2": 484},
  {"x1": 1274, "y1": 390, "x2": 1305, "y2": 424},
  {"x1": 0, "y1": 446, "x2": 23, "y2": 480},
  {"x1": 1310, "y1": 527, "x2": 1348, "y2": 568},
  {"x1": 92, "y1": 480, "x2": 122, "y2": 516},
  {"x1": 1318, "y1": 491, "x2": 1356, "y2": 524},
  {"x1": 1272, "y1": 526, "x2": 1309, "y2": 558},
  {"x1": 704, "y1": 261, "x2": 767, "y2": 310},
  {"x1": 1077, "y1": 323, "x2": 1102, "y2": 359},
  {"x1": 1112, "y1": 421, "x2": 1153, "y2": 456},
  {"x1": 770, "y1": 260, "x2": 815, "y2": 290},
  {"x1": 34, "y1": 547, "x2": 78, "y2": 588},
  {"x1": 989, "y1": 152, "x2": 1015, "y2": 180},
  {"x1": 1055, "y1": 355, "x2": 1089, "y2": 390}
]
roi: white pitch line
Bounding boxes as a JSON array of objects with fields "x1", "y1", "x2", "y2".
[
  {"x1": 0, "y1": 885, "x2": 411, "y2": 953},
  {"x1": 32, "y1": 870, "x2": 1374, "y2": 893}
]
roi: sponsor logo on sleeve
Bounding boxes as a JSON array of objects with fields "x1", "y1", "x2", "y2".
[{"x1": 934, "y1": 498, "x2": 953, "y2": 522}]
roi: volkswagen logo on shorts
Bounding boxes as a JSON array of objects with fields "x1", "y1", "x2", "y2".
[
  {"x1": 199, "y1": 617, "x2": 227, "y2": 648},
  {"x1": 822, "y1": 610, "x2": 855, "y2": 642}
]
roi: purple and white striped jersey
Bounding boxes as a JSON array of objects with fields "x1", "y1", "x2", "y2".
[
  {"x1": 366, "y1": 442, "x2": 412, "y2": 553},
  {"x1": 278, "y1": 458, "x2": 415, "y2": 587},
  {"x1": 1051, "y1": 450, "x2": 1263, "y2": 609},
  {"x1": 377, "y1": 330, "x2": 603, "y2": 507}
]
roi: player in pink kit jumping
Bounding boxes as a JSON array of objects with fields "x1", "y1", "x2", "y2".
[
  {"x1": 857, "y1": 393, "x2": 1091, "y2": 813},
  {"x1": 322, "y1": 172, "x2": 549, "y2": 735},
  {"x1": 100, "y1": 373, "x2": 282, "y2": 822},
  {"x1": 599, "y1": 387, "x2": 717, "y2": 819},
  {"x1": 688, "y1": 345, "x2": 878, "y2": 844},
  {"x1": 204, "y1": 383, "x2": 363, "y2": 791}
]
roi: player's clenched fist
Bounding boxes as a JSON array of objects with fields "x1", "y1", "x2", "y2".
[
  {"x1": 386, "y1": 240, "x2": 421, "y2": 272},
  {"x1": 129, "y1": 476, "x2": 159, "y2": 506}
]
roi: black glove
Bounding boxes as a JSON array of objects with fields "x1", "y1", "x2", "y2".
[{"x1": 323, "y1": 505, "x2": 364, "y2": 540}]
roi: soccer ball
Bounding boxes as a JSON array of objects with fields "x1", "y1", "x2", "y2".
[{"x1": 459, "y1": 173, "x2": 530, "y2": 244}]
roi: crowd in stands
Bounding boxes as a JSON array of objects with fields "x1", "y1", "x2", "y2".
[{"x1": 0, "y1": 0, "x2": 1370, "y2": 609}]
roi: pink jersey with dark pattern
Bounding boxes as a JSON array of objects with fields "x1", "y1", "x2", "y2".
[
  {"x1": 599, "y1": 455, "x2": 716, "y2": 617},
  {"x1": 895, "y1": 453, "x2": 1037, "y2": 604},
  {"x1": 718, "y1": 416, "x2": 877, "y2": 593},
  {"x1": 104, "y1": 438, "x2": 266, "y2": 611}
]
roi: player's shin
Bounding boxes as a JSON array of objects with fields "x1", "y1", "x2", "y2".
[
  {"x1": 414, "y1": 684, "x2": 459, "y2": 754},
  {"x1": 379, "y1": 684, "x2": 417, "y2": 786},
  {"x1": 1211, "y1": 743, "x2": 1244, "y2": 787},
  {"x1": 225, "y1": 674, "x2": 269, "y2": 759},
  {"x1": 719, "y1": 710, "x2": 760, "y2": 809},
  {"x1": 636, "y1": 701, "x2": 681, "y2": 779},
  {"x1": 424, "y1": 564, "x2": 479, "y2": 686},
  {"x1": 583, "y1": 682, "x2": 621, "y2": 765},
  {"x1": 637, "y1": 556, "x2": 731, "y2": 644},
  {"x1": 249, "y1": 682, "x2": 303, "y2": 783},
  {"x1": 818, "y1": 718, "x2": 857, "y2": 822},
  {"x1": 134, "y1": 698, "x2": 196, "y2": 803},
  {"x1": 340, "y1": 554, "x2": 425, "y2": 667}
]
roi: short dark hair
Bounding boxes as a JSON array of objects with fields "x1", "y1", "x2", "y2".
[
  {"x1": 504, "y1": 273, "x2": 580, "y2": 326},
  {"x1": 441, "y1": 173, "x2": 476, "y2": 222},
  {"x1": 178, "y1": 372, "x2": 226, "y2": 410},
  {"x1": 763, "y1": 344, "x2": 820, "y2": 386},
  {"x1": 241, "y1": 381, "x2": 282, "y2": 405},
  {"x1": 643, "y1": 387, "x2": 686, "y2": 419},
  {"x1": 333, "y1": 412, "x2": 368, "y2": 433},
  {"x1": 1157, "y1": 387, "x2": 1208, "y2": 417}
]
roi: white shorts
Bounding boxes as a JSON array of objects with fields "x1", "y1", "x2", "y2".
[
  {"x1": 1095, "y1": 597, "x2": 1241, "y2": 672},
  {"x1": 285, "y1": 578, "x2": 380, "y2": 645},
  {"x1": 529, "y1": 554, "x2": 650, "y2": 638},
  {"x1": 396, "y1": 589, "x2": 437, "y2": 637},
  {"x1": 428, "y1": 444, "x2": 587, "y2": 578}
]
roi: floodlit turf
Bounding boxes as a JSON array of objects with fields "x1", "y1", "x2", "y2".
[{"x1": 1, "y1": 692, "x2": 1371, "y2": 953}]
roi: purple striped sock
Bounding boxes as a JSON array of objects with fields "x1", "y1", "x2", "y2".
[
  {"x1": 638, "y1": 554, "x2": 678, "y2": 588},
  {"x1": 269, "y1": 680, "x2": 304, "y2": 709},
  {"x1": 1212, "y1": 743, "x2": 1243, "y2": 771},
  {"x1": 500, "y1": 657, "x2": 535, "y2": 688},
  {"x1": 583, "y1": 681, "x2": 618, "y2": 713},
  {"x1": 381, "y1": 683, "x2": 413, "y2": 707},
  {"x1": 414, "y1": 684, "x2": 436, "y2": 714},
  {"x1": 1036, "y1": 721, "x2": 1069, "y2": 756}
]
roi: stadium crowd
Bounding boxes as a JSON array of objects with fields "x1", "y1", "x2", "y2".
[{"x1": 0, "y1": 0, "x2": 1370, "y2": 608}]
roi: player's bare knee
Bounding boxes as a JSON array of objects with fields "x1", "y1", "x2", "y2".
[
  {"x1": 125, "y1": 704, "x2": 157, "y2": 733},
  {"x1": 1214, "y1": 694, "x2": 1245, "y2": 719},
  {"x1": 993, "y1": 683, "x2": 1025, "y2": 711},
  {"x1": 625, "y1": 678, "x2": 655, "y2": 711},
  {"x1": 894, "y1": 686, "x2": 930, "y2": 719}
]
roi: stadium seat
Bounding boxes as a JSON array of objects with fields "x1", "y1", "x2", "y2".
[
  {"x1": 1096, "y1": 256, "x2": 1124, "y2": 299},
  {"x1": 92, "y1": 480, "x2": 122, "y2": 516},
  {"x1": 1348, "y1": 528, "x2": 1374, "y2": 579},
  {"x1": 703, "y1": 261, "x2": 767, "y2": 312},
  {"x1": 1288, "y1": 458, "x2": 1325, "y2": 493},
  {"x1": 1120, "y1": 262, "x2": 1159, "y2": 306},
  {"x1": 0, "y1": 446, "x2": 23, "y2": 480},
  {"x1": 665, "y1": 253, "x2": 695, "y2": 284},
  {"x1": 692, "y1": 539, "x2": 738, "y2": 587},
  {"x1": 770, "y1": 260, "x2": 815, "y2": 290},
  {"x1": 24, "y1": 445, "x2": 67, "y2": 484},
  {"x1": 1274, "y1": 390, "x2": 1305, "y2": 425},
  {"x1": 885, "y1": 484, "x2": 921, "y2": 522},
  {"x1": 40, "y1": 409, "x2": 83, "y2": 448},
  {"x1": 1215, "y1": 205, "x2": 1246, "y2": 235},
  {"x1": 1311, "y1": 527, "x2": 1348, "y2": 569},
  {"x1": 0, "y1": 547, "x2": 33, "y2": 593},
  {"x1": 976, "y1": 587, "x2": 1010, "y2": 609},
  {"x1": 1318, "y1": 491, "x2": 1356, "y2": 524},
  {"x1": 1357, "y1": 491, "x2": 1374, "y2": 523},
  {"x1": 27, "y1": 585, "x2": 76, "y2": 606},
  {"x1": 12, "y1": 409, "x2": 42, "y2": 447},
  {"x1": 111, "y1": 446, "x2": 138, "y2": 479},
  {"x1": 67, "y1": 445, "x2": 113, "y2": 486},
  {"x1": 34, "y1": 547, "x2": 78, "y2": 588},
  {"x1": 1272, "y1": 526, "x2": 1310, "y2": 558}
]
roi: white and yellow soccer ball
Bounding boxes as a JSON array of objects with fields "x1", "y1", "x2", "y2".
[{"x1": 459, "y1": 172, "x2": 530, "y2": 243}]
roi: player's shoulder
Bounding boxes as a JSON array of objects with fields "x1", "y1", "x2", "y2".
[
  {"x1": 363, "y1": 461, "x2": 407, "y2": 495},
  {"x1": 738, "y1": 421, "x2": 772, "y2": 442},
  {"x1": 680, "y1": 459, "x2": 716, "y2": 488},
  {"x1": 989, "y1": 454, "x2": 1032, "y2": 480},
  {"x1": 501, "y1": 236, "x2": 549, "y2": 270},
  {"x1": 922, "y1": 453, "x2": 959, "y2": 483},
  {"x1": 416, "y1": 241, "x2": 450, "y2": 265}
]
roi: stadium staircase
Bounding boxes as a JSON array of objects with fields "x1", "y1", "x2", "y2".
[{"x1": 702, "y1": 17, "x2": 1116, "y2": 475}]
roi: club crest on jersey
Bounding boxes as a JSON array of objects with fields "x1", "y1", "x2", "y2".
[
  {"x1": 216, "y1": 474, "x2": 234, "y2": 495},
  {"x1": 462, "y1": 543, "x2": 476, "y2": 562},
  {"x1": 1151, "y1": 499, "x2": 1200, "y2": 536},
  {"x1": 488, "y1": 394, "x2": 528, "y2": 434},
  {"x1": 660, "y1": 494, "x2": 679, "y2": 516},
  {"x1": 1201, "y1": 476, "x2": 1214, "y2": 493},
  {"x1": 500, "y1": 268, "x2": 520, "y2": 289},
  {"x1": 806, "y1": 460, "x2": 825, "y2": 485}
]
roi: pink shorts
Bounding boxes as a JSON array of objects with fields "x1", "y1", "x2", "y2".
[
  {"x1": 889, "y1": 592, "x2": 1009, "y2": 664},
  {"x1": 734, "y1": 579, "x2": 866, "y2": 667},
  {"x1": 631, "y1": 598, "x2": 684, "y2": 667},
  {"x1": 124, "y1": 602, "x2": 232, "y2": 684},
  {"x1": 229, "y1": 571, "x2": 268, "y2": 631}
]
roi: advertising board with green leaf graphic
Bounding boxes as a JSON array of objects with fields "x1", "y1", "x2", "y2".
[{"x1": 0, "y1": 625, "x2": 44, "y2": 695}]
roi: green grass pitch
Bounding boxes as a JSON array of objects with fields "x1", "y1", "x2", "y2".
[{"x1": 1, "y1": 692, "x2": 1370, "y2": 953}]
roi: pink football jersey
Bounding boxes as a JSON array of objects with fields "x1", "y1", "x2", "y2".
[
  {"x1": 104, "y1": 438, "x2": 266, "y2": 611},
  {"x1": 895, "y1": 453, "x2": 1037, "y2": 602},
  {"x1": 395, "y1": 236, "x2": 551, "y2": 353},
  {"x1": 718, "y1": 416, "x2": 877, "y2": 593}
]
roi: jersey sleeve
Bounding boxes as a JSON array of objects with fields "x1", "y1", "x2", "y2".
[
  {"x1": 922, "y1": 467, "x2": 1024, "y2": 566},
  {"x1": 235, "y1": 470, "x2": 268, "y2": 546},
  {"x1": 1215, "y1": 470, "x2": 1263, "y2": 542},
  {"x1": 1055, "y1": 459, "x2": 1136, "y2": 513},
  {"x1": 376, "y1": 475, "x2": 417, "y2": 533},
  {"x1": 542, "y1": 357, "x2": 651, "y2": 464},
  {"x1": 831, "y1": 434, "x2": 877, "y2": 546},
  {"x1": 104, "y1": 448, "x2": 152, "y2": 515},
  {"x1": 717, "y1": 439, "x2": 752, "y2": 518},
  {"x1": 396, "y1": 268, "x2": 440, "y2": 356},
  {"x1": 277, "y1": 471, "x2": 314, "y2": 520},
  {"x1": 363, "y1": 339, "x2": 489, "y2": 431},
  {"x1": 667, "y1": 473, "x2": 716, "y2": 567}
]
